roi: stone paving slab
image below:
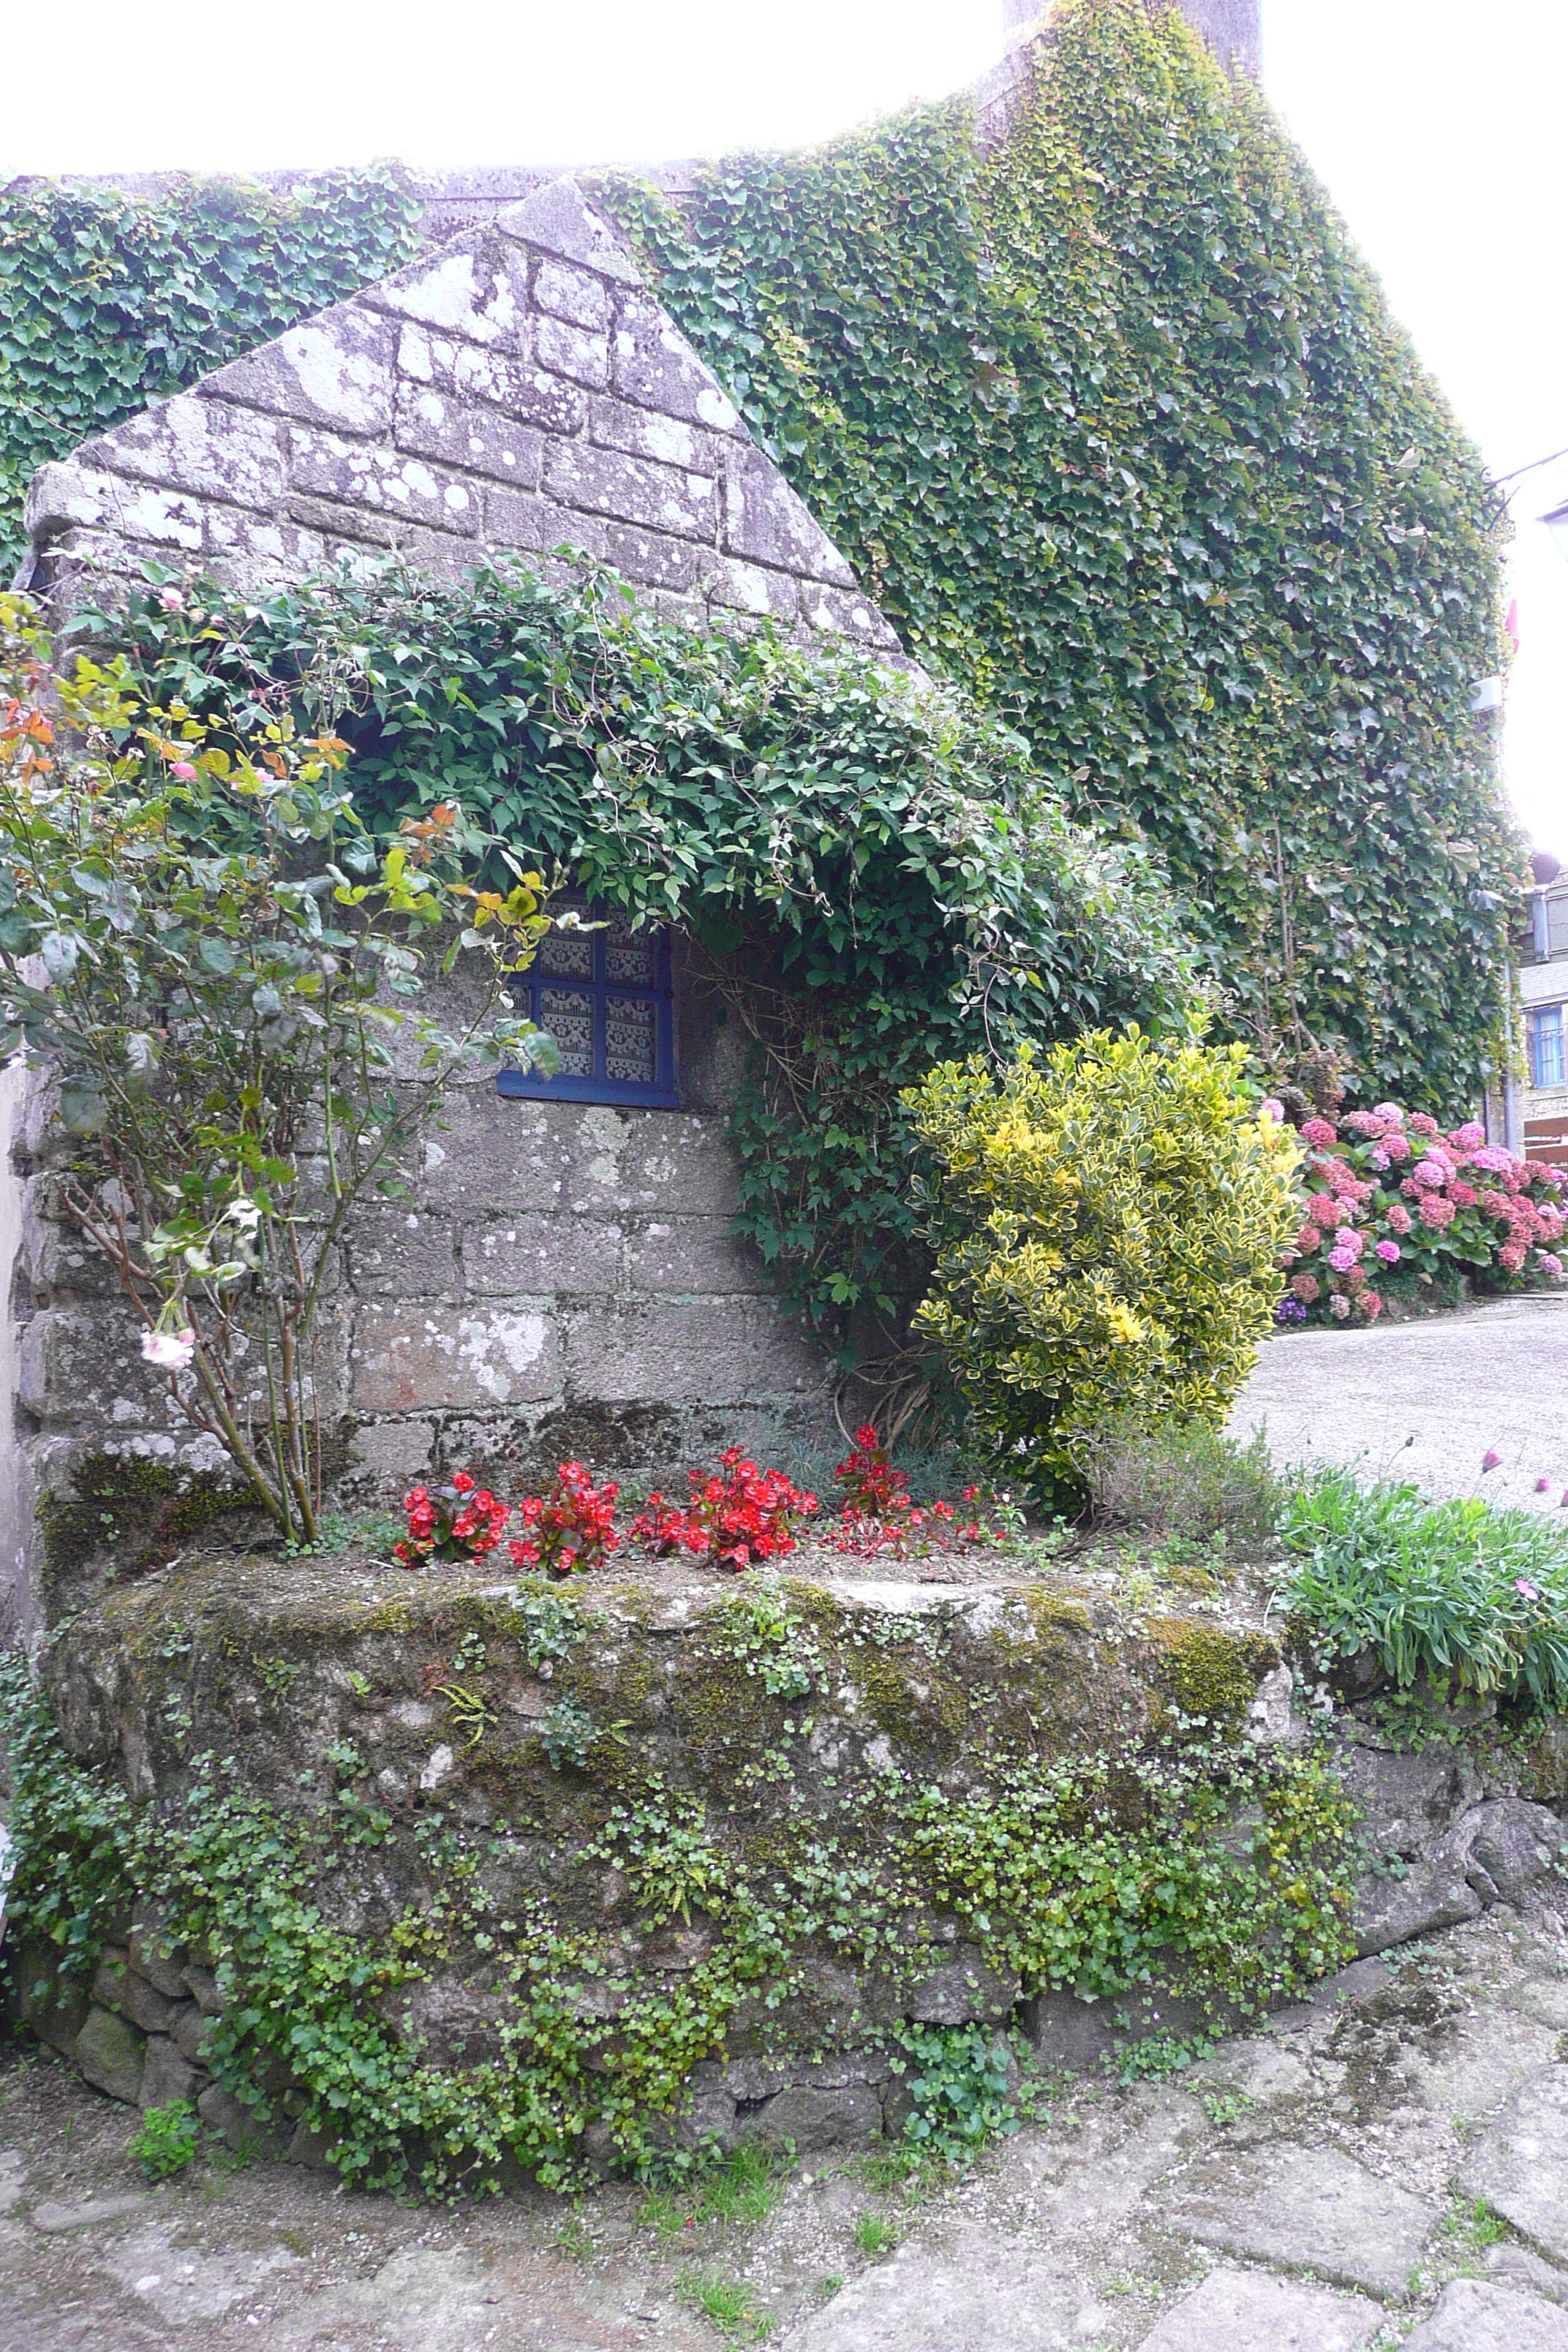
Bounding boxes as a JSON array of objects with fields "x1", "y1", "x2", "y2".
[
  {"x1": 1403, "y1": 2277, "x2": 1568, "y2": 2350},
  {"x1": 780, "y1": 2233, "x2": 1114, "y2": 2351},
  {"x1": 1457, "y1": 2065, "x2": 1568, "y2": 2265},
  {"x1": 1229, "y1": 1290, "x2": 1568, "y2": 1509},
  {"x1": 1169, "y1": 2143, "x2": 1435, "y2": 2299},
  {"x1": 1133, "y1": 2265, "x2": 1382, "y2": 2351}
]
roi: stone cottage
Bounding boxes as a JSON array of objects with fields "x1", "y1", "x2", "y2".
[{"x1": 0, "y1": 0, "x2": 1260, "y2": 1629}]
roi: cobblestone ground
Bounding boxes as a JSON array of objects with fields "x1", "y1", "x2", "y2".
[
  {"x1": 1229, "y1": 1290, "x2": 1568, "y2": 1511},
  {"x1": 7, "y1": 1904, "x2": 1568, "y2": 2350}
]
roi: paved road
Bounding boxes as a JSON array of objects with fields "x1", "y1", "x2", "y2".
[{"x1": 1229, "y1": 1291, "x2": 1568, "y2": 1510}]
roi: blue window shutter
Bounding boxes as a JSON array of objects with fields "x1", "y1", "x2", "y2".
[{"x1": 498, "y1": 899, "x2": 679, "y2": 1110}]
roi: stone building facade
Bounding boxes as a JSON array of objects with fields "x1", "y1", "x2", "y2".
[{"x1": 2, "y1": 0, "x2": 1262, "y2": 1632}]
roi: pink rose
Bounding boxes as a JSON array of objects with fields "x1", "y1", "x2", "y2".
[
  {"x1": 169, "y1": 761, "x2": 198, "y2": 781},
  {"x1": 141, "y1": 1327, "x2": 196, "y2": 1371}
]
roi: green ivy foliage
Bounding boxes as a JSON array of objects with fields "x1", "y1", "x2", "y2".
[
  {"x1": 0, "y1": 167, "x2": 421, "y2": 571},
  {"x1": 599, "y1": 0, "x2": 1520, "y2": 1108},
  {"x1": 94, "y1": 559, "x2": 1198, "y2": 1332}
]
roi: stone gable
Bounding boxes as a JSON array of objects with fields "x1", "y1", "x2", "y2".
[{"x1": 18, "y1": 176, "x2": 900, "y2": 655}]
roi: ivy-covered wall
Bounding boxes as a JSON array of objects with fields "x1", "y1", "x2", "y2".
[{"x1": 599, "y1": 0, "x2": 1518, "y2": 1109}]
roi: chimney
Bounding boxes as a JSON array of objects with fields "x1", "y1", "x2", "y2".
[{"x1": 1000, "y1": 0, "x2": 1262, "y2": 80}]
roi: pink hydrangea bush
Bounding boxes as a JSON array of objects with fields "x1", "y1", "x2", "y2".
[{"x1": 1275, "y1": 1101, "x2": 1567, "y2": 1327}]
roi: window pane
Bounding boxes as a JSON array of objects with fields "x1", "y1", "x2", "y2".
[
  {"x1": 605, "y1": 993, "x2": 657, "y2": 1085},
  {"x1": 540, "y1": 986, "x2": 596, "y2": 1077},
  {"x1": 1542, "y1": 1009, "x2": 1565, "y2": 1089}
]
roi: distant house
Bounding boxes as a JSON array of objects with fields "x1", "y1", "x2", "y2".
[{"x1": 1522, "y1": 849, "x2": 1568, "y2": 1164}]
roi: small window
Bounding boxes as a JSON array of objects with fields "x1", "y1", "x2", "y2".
[
  {"x1": 1531, "y1": 1006, "x2": 1565, "y2": 1090},
  {"x1": 1532, "y1": 894, "x2": 1551, "y2": 959},
  {"x1": 498, "y1": 897, "x2": 678, "y2": 1109}
]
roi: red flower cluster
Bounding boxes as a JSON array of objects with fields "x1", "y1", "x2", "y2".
[
  {"x1": 831, "y1": 1426, "x2": 1020, "y2": 1557},
  {"x1": 395, "y1": 1471, "x2": 510, "y2": 1567},
  {"x1": 508, "y1": 1461, "x2": 620, "y2": 1580},
  {"x1": 631, "y1": 1447, "x2": 817, "y2": 1573}
]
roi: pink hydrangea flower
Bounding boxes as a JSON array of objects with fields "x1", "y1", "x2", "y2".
[
  {"x1": 1361, "y1": 1291, "x2": 1383, "y2": 1319},
  {"x1": 1300, "y1": 1117, "x2": 1338, "y2": 1147},
  {"x1": 1261, "y1": 1097, "x2": 1285, "y2": 1122},
  {"x1": 1499, "y1": 1242, "x2": 1527, "y2": 1273},
  {"x1": 1471, "y1": 1146, "x2": 1517, "y2": 1176},
  {"x1": 1343, "y1": 1111, "x2": 1387, "y2": 1137},
  {"x1": 1369, "y1": 1147, "x2": 1390, "y2": 1170},
  {"x1": 1409, "y1": 1113, "x2": 1441, "y2": 1136},
  {"x1": 1419, "y1": 1196, "x2": 1456, "y2": 1229},
  {"x1": 1297, "y1": 1226, "x2": 1322, "y2": 1254},
  {"x1": 1385, "y1": 1205, "x2": 1412, "y2": 1235},
  {"x1": 1538, "y1": 1252, "x2": 1564, "y2": 1278},
  {"x1": 1451, "y1": 1122, "x2": 1486, "y2": 1150},
  {"x1": 1373, "y1": 1102, "x2": 1403, "y2": 1123},
  {"x1": 1330, "y1": 1294, "x2": 1351, "y2": 1319},
  {"x1": 1382, "y1": 1131, "x2": 1411, "y2": 1161},
  {"x1": 1306, "y1": 1194, "x2": 1338, "y2": 1225},
  {"x1": 1412, "y1": 1156, "x2": 1452, "y2": 1189},
  {"x1": 1376, "y1": 1239, "x2": 1401, "y2": 1264},
  {"x1": 1290, "y1": 1273, "x2": 1320, "y2": 1304},
  {"x1": 1450, "y1": 1181, "x2": 1477, "y2": 1207}
]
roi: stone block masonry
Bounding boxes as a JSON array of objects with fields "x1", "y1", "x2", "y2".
[{"x1": 18, "y1": 174, "x2": 899, "y2": 661}]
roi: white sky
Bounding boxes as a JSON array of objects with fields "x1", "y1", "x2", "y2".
[{"x1": 5, "y1": 0, "x2": 1564, "y2": 851}]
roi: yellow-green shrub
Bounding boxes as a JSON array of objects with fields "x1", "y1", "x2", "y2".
[{"x1": 904, "y1": 1033, "x2": 1299, "y2": 1496}]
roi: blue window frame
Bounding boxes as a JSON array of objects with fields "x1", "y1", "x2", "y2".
[
  {"x1": 1531, "y1": 1005, "x2": 1565, "y2": 1090},
  {"x1": 498, "y1": 898, "x2": 678, "y2": 1109}
]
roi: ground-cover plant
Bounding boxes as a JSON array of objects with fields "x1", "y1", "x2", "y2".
[
  {"x1": 906, "y1": 1033, "x2": 1300, "y2": 1503},
  {"x1": 1277, "y1": 1103, "x2": 1567, "y2": 1326},
  {"x1": 1074, "y1": 1414, "x2": 1284, "y2": 1545},
  {"x1": 393, "y1": 1474, "x2": 511, "y2": 1567},
  {"x1": 507, "y1": 1463, "x2": 621, "y2": 1578},
  {"x1": 631, "y1": 1450, "x2": 819, "y2": 1571},
  {"x1": 0, "y1": 596, "x2": 551, "y2": 1545},
  {"x1": 1276, "y1": 1466, "x2": 1568, "y2": 1705},
  {"x1": 127, "y1": 2098, "x2": 201, "y2": 2182}
]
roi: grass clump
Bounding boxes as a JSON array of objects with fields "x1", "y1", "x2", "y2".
[
  {"x1": 1077, "y1": 1414, "x2": 1283, "y2": 1545},
  {"x1": 851, "y1": 2210, "x2": 902, "y2": 2255},
  {"x1": 676, "y1": 2268, "x2": 773, "y2": 2339},
  {"x1": 128, "y1": 2099, "x2": 200, "y2": 2182},
  {"x1": 1277, "y1": 1466, "x2": 1568, "y2": 1707}
]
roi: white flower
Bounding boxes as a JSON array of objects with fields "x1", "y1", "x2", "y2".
[{"x1": 141, "y1": 1328, "x2": 196, "y2": 1371}]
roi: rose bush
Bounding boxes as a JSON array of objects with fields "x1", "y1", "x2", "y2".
[{"x1": 1276, "y1": 1104, "x2": 1567, "y2": 1326}]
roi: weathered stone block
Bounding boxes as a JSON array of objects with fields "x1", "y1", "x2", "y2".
[
  {"x1": 1173, "y1": 2141, "x2": 1434, "y2": 2300},
  {"x1": 799, "y1": 579, "x2": 906, "y2": 651},
  {"x1": 139, "y1": 2034, "x2": 205, "y2": 2111},
  {"x1": 396, "y1": 322, "x2": 586, "y2": 436},
  {"x1": 535, "y1": 259, "x2": 612, "y2": 333},
  {"x1": 723, "y1": 440, "x2": 854, "y2": 584},
  {"x1": 347, "y1": 1207, "x2": 462, "y2": 1300},
  {"x1": 200, "y1": 508, "x2": 328, "y2": 585},
  {"x1": 464, "y1": 1216, "x2": 621, "y2": 1297},
  {"x1": 75, "y1": 2004, "x2": 146, "y2": 2104},
  {"x1": 625, "y1": 1217, "x2": 760, "y2": 1297},
  {"x1": 599, "y1": 519, "x2": 704, "y2": 592},
  {"x1": 1458, "y1": 2066, "x2": 1568, "y2": 2265},
  {"x1": 496, "y1": 178, "x2": 643, "y2": 288},
  {"x1": 1352, "y1": 1861, "x2": 1483, "y2": 1958},
  {"x1": 91, "y1": 1951, "x2": 176, "y2": 2034},
  {"x1": 181, "y1": 1964, "x2": 225, "y2": 2016},
  {"x1": 587, "y1": 395, "x2": 726, "y2": 475},
  {"x1": 16, "y1": 1943, "x2": 89, "y2": 2058},
  {"x1": 481, "y1": 483, "x2": 591, "y2": 557},
  {"x1": 1404, "y1": 2278, "x2": 1568, "y2": 2351},
  {"x1": 1342, "y1": 1738, "x2": 1480, "y2": 1860},
  {"x1": 79, "y1": 392, "x2": 288, "y2": 512},
  {"x1": 196, "y1": 2083, "x2": 285, "y2": 2159},
  {"x1": 1140, "y1": 2267, "x2": 1382, "y2": 2352},
  {"x1": 534, "y1": 314, "x2": 609, "y2": 390},
  {"x1": 705, "y1": 556, "x2": 799, "y2": 623},
  {"x1": 1447, "y1": 1798, "x2": 1567, "y2": 1903},
  {"x1": 203, "y1": 306, "x2": 397, "y2": 435},
  {"x1": 23, "y1": 461, "x2": 206, "y2": 554},
  {"x1": 392, "y1": 382, "x2": 543, "y2": 491},
  {"x1": 908, "y1": 1948, "x2": 1020, "y2": 2026},
  {"x1": 559, "y1": 1298, "x2": 755, "y2": 1404},
  {"x1": 290, "y1": 429, "x2": 481, "y2": 536},
  {"x1": 611, "y1": 292, "x2": 742, "y2": 430},
  {"x1": 170, "y1": 2002, "x2": 214, "y2": 2066},
  {"x1": 740, "y1": 2081, "x2": 883, "y2": 2151},
  {"x1": 545, "y1": 440, "x2": 715, "y2": 541},
  {"x1": 363, "y1": 238, "x2": 527, "y2": 355},
  {"x1": 129, "y1": 1904, "x2": 190, "y2": 2000},
  {"x1": 353, "y1": 1301, "x2": 558, "y2": 1411}
]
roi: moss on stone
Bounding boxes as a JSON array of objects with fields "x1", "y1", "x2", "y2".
[{"x1": 1151, "y1": 1619, "x2": 1279, "y2": 1735}]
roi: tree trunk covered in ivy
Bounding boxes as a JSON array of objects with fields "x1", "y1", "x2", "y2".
[{"x1": 598, "y1": 0, "x2": 1519, "y2": 1111}]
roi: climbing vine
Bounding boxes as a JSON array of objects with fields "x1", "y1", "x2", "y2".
[
  {"x1": 90, "y1": 557, "x2": 1199, "y2": 1335},
  {"x1": 598, "y1": 0, "x2": 1520, "y2": 1108},
  {"x1": 0, "y1": 167, "x2": 421, "y2": 571}
]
